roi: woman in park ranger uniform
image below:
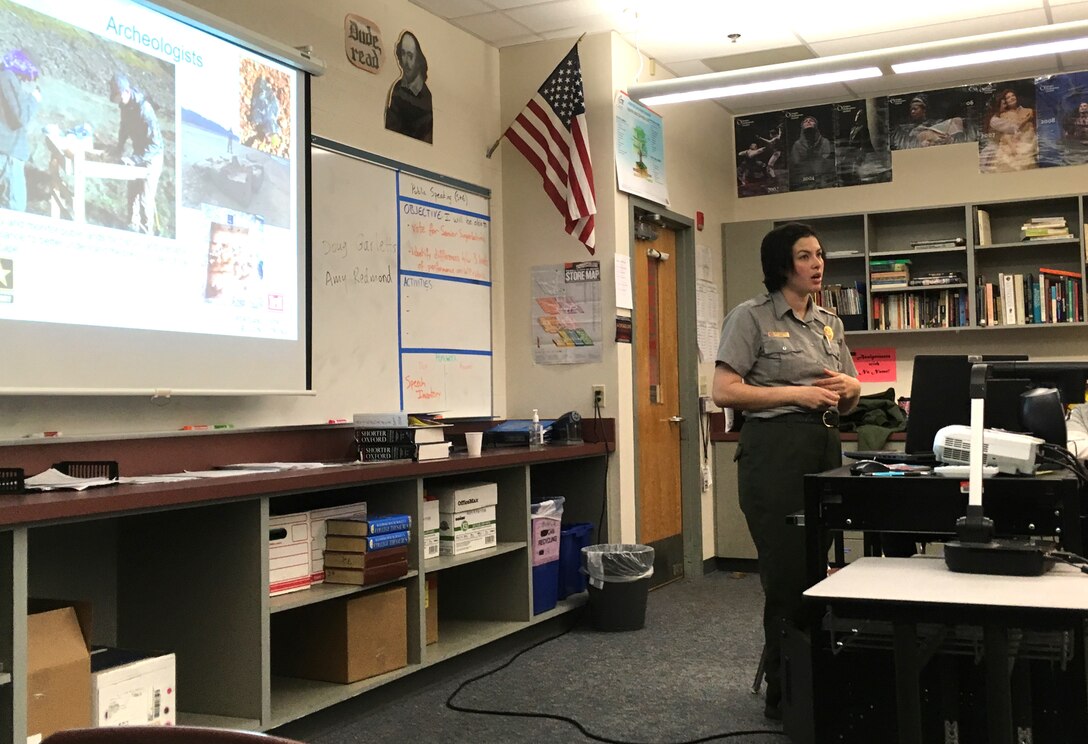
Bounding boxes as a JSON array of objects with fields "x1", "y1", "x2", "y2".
[{"x1": 712, "y1": 222, "x2": 861, "y2": 721}]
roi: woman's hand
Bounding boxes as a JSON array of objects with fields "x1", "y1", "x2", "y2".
[
  {"x1": 813, "y1": 369, "x2": 862, "y2": 411},
  {"x1": 795, "y1": 384, "x2": 840, "y2": 410}
]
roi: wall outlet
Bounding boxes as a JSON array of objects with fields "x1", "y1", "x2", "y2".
[{"x1": 592, "y1": 384, "x2": 605, "y2": 408}]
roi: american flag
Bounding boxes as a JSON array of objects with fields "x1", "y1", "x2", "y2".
[{"x1": 504, "y1": 43, "x2": 596, "y2": 254}]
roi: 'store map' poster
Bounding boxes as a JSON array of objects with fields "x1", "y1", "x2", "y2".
[{"x1": 531, "y1": 261, "x2": 602, "y2": 364}]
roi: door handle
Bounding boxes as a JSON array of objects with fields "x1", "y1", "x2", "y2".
[{"x1": 667, "y1": 416, "x2": 684, "y2": 423}]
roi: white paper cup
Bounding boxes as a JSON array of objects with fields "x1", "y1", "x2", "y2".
[{"x1": 465, "y1": 431, "x2": 483, "y2": 457}]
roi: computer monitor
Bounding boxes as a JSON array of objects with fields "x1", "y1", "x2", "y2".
[
  {"x1": 979, "y1": 360, "x2": 1088, "y2": 444},
  {"x1": 905, "y1": 354, "x2": 1028, "y2": 454}
]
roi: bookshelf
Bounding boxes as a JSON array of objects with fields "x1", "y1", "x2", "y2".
[{"x1": 752, "y1": 194, "x2": 1088, "y2": 334}]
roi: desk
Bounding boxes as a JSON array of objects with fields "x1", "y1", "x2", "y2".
[
  {"x1": 803, "y1": 466, "x2": 1083, "y2": 586},
  {"x1": 802, "y1": 557, "x2": 1088, "y2": 743}
]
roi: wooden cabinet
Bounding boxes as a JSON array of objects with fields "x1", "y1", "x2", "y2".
[{"x1": 0, "y1": 434, "x2": 609, "y2": 740}]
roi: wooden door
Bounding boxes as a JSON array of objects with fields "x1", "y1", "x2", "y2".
[{"x1": 634, "y1": 223, "x2": 683, "y2": 587}]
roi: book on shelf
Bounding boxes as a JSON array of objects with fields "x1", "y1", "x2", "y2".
[
  {"x1": 324, "y1": 530, "x2": 410, "y2": 552},
  {"x1": 869, "y1": 258, "x2": 912, "y2": 269},
  {"x1": 1022, "y1": 227, "x2": 1072, "y2": 239},
  {"x1": 323, "y1": 544, "x2": 409, "y2": 570},
  {"x1": 1039, "y1": 267, "x2": 1081, "y2": 279},
  {"x1": 1024, "y1": 216, "x2": 1067, "y2": 227},
  {"x1": 352, "y1": 411, "x2": 445, "y2": 428},
  {"x1": 1001, "y1": 273, "x2": 1018, "y2": 325},
  {"x1": 363, "y1": 513, "x2": 412, "y2": 535},
  {"x1": 323, "y1": 512, "x2": 368, "y2": 536},
  {"x1": 908, "y1": 276, "x2": 963, "y2": 287},
  {"x1": 325, "y1": 513, "x2": 411, "y2": 537},
  {"x1": 909, "y1": 237, "x2": 966, "y2": 248},
  {"x1": 976, "y1": 208, "x2": 992, "y2": 246},
  {"x1": 323, "y1": 560, "x2": 409, "y2": 586},
  {"x1": 354, "y1": 425, "x2": 449, "y2": 445},
  {"x1": 357, "y1": 441, "x2": 452, "y2": 463},
  {"x1": 366, "y1": 529, "x2": 411, "y2": 551}
]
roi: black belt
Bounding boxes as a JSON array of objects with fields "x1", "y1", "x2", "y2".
[{"x1": 755, "y1": 410, "x2": 840, "y2": 428}]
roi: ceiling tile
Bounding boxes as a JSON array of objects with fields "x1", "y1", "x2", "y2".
[
  {"x1": 410, "y1": 0, "x2": 492, "y2": 18},
  {"x1": 1051, "y1": 2, "x2": 1088, "y2": 22},
  {"x1": 505, "y1": 0, "x2": 604, "y2": 32},
  {"x1": 657, "y1": 60, "x2": 716, "y2": 78},
  {"x1": 807, "y1": 10, "x2": 1050, "y2": 57},
  {"x1": 454, "y1": 12, "x2": 536, "y2": 42},
  {"x1": 484, "y1": 0, "x2": 549, "y2": 9},
  {"x1": 701, "y1": 46, "x2": 817, "y2": 73},
  {"x1": 793, "y1": 1, "x2": 1043, "y2": 42}
]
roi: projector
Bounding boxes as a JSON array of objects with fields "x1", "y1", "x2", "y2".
[{"x1": 933, "y1": 424, "x2": 1043, "y2": 475}]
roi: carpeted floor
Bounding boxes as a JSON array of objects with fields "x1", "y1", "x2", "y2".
[{"x1": 274, "y1": 570, "x2": 787, "y2": 744}]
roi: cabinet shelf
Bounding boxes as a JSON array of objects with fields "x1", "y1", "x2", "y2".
[
  {"x1": 176, "y1": 713, "x2": 261, "y2": 731},
  {"x1": 0, "y1": 431, "x2": 611, "y2": 744},
  {"x1": 978, "y1": 238, "x2": 1080, "y2": 251},
  {"x1": 424, "y1": 541, "x2": 526, "y2": 573},
  {"x1": 871, "y1": 283, "x2": 968, "y2": 294},
  {"x1": 269, "y1": 570, "x2": 420, "y2": 614},
  {"x1": 270, "y1": 666, "x2": 420, "y2": 728},
  {"x1": 870, "y1": 245, "x2": 966, "y2": 257}
]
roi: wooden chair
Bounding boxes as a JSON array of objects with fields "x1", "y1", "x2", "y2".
[{"x1": 42, "y1": 726, "x2": 304, "y2": 744}]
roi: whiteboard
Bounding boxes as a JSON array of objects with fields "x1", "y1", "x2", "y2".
[{"x1": 310, "y1": 140, "x2": 492, "y2": 418}]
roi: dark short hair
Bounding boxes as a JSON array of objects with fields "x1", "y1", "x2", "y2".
[
  {"x1": 760, "y1": 222, "x2": 820, "y2": 292},
  {"x1": 109, "y1": 72, "x2": 130, "y2": 103}
]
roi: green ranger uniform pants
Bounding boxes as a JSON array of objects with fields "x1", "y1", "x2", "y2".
[{"x1": 737, "y1": 417, "x2": 840, "y2": 708}]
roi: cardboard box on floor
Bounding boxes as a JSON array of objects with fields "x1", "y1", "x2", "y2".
[
  {"x1": 27, "y1": 599, "x2": 93, "y2": 741},
  {"x1": 91, "y1": 648, "x2": 176, "y2": 727},
  {"x1": 271, "y1": 585, "x2": 407, "y2": 684}
]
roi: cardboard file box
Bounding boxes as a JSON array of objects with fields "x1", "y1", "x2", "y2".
[
  {"x1": 423, "y1": 499, "x2": 440, "y2": 560},
  {"x1": 91, "y1": 648, "x2": 175, "y2": 726},
  {"x1": 269, "y1": 512, "x2": 311, "y2": 596},
  {"x1": 27, "y1": 601, "x2": 92, "y2": 741},
  {"x1": 271, "y1": 586, "x2": 407, "y2": 684},
  {"x1": 433, "y1": 481, "x2": 498, "y2": 513},
  {"x1": 439, "y1": 505, "x2": 497, "y2": 555}
]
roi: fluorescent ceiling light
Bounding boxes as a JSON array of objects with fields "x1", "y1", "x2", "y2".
[
  {"x1": 640, "y1": 67, "x2": 882, "y2": 106},
  {"x1": 892, "y1": 36, "x2": 1088, "y2": 73}
]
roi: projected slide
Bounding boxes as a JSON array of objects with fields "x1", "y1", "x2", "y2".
[{"x1": 0, "y1": 0, "x2": 300, "y2": 341}]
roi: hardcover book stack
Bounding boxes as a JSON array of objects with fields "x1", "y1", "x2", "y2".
[
  {"x1": 322, "y1": 513, "x2": 411, "y2": 586},
  {"x1": 1021, "y1": 216, "x2": 1072, "y2": 242},
  {"x1": 869, "y1": 258, "x2": 911, "y2": 289},
  {"x1": 353, "y1": 412, "x2": 451, "y2": 463}
]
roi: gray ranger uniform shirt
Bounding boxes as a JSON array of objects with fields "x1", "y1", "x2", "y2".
[{"x1": 716, "y1": 290, "x2": 858, "y2": 419}]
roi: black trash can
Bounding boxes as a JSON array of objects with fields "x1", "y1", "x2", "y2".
[{"x1": 581, "y1": 544, "x2": 654, "y2": 631}]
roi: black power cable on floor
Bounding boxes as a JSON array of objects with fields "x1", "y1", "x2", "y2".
[{"x1": 445, "y1": 608, "x2": 788, "y2": 743}]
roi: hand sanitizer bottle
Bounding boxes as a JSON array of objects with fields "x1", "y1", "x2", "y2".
[{"x1": 529, "y1": 409, "x2": 545, "y2": 450}]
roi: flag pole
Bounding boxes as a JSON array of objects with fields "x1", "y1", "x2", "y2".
[{"x1": 485, "y1": 33, "x2": 587, "y2": 159}]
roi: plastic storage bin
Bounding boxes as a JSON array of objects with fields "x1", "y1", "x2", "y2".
[
  {"x1": 581, "y1": 544, "x2": 655, "y2": 631},
  {"x1": 530, "y1": 498, "x2": 564, "y2": 614},
  {"x1": 558, "y1": 522, "x2": 594, "y2": 599}
]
